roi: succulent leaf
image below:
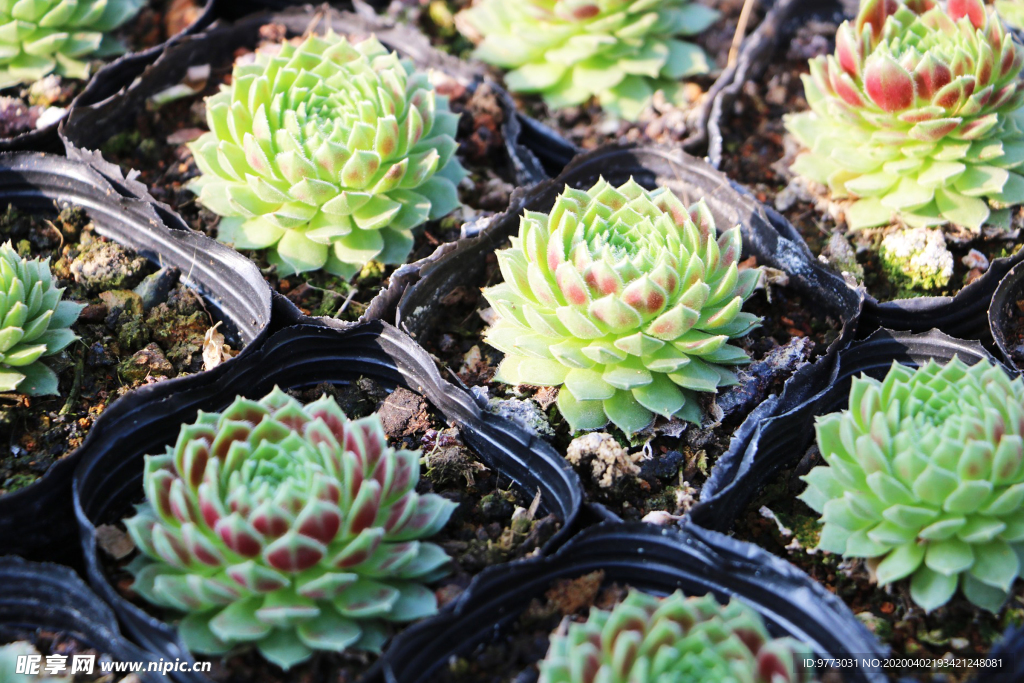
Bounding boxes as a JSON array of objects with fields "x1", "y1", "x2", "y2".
[
  {"x1": 482, "y1": 179, "x2": 762, "y2": 434},
  {"x1": 801, "y1": 357, "x2": 1024, "y2": 612},
  {"x1": 188, "y1": 31, "x2": 467, "y2": 276},
  {"x1": 0, "y1": 0, "x2": 143, "y2": 88},
  {"x1": 537, "y1": 588, "x2": 814, "y2": 683},
  {"x1": 0, "y1": 240, "x2": 82, "y2": 395},
  {"x1": 124, "y1": 387, "x2": 456, "y2": 669},
  {"x1": 786, "y1": 0, "x2": 1024, "y2": 231},
  {"x1": 456, "y1": 0, "x2": 716, "y2": 120}
]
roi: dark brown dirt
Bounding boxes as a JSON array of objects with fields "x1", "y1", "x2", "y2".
[
  {"x1": 410, "y1": 237, "x2": 840, "y2": 522},
  {"x1": 716, "y1": 18, "x2": 1024, "y2": 303},
  {"x1": 0, "y1": 204, "x2": 228, "y2": 496},
  {"x1": 98, "y1": 378, "x2": 558, "y2": 683},
  {"x1": 735, "y1": 444, "x2": 1024, "y2": 683},
  {"x1": 96, "y1": 23, "x2": 516, "y2": 323},
  {"x1": 0, "y1": 0, "x2": 205, "y2": 139}
]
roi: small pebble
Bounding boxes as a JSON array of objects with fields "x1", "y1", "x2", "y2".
[
  {"x1": 133, "y1": 267, "x2": 180, "y2": 310},
  {"x1": 961, "y1": 248, "x2": 989, "y2": 272}
]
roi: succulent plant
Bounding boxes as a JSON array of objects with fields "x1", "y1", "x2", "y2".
[
  {"x1": 785, "y1": 0, "x2": 1024, "y2": 232},
  {"x1": 0, "y1": 0, "x2": 145, "y2": 89},
  {"x1": 538, "y1": 588, "x2": 813, "y2": 683},
  {"x1": 123, "y1": 387, "x2": 456, "y2": 670},
  {"x1": 0, "y1": 241, "x2": 83, "y2": 396},
  {"x1": 481, "y1": 178, "x2": 762, "y2": 435},
  {"x1": 456, "y1": 0, "x2": 718, "y2": 121},
  {"x1": 800, "y1": 357, "x2": 1024, "y2": 613},
  {"x1": 187, "y1": 31, "x2": 467, "y2": 277}
]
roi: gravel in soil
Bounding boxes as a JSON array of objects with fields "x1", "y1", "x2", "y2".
[
  {"x1": 410, "y1": 239, "x2": 840, "y2": 523},
  {"x1": 0, "y1": 204, "x2": 231, "y2": 496},
  {"x1": 399, "y1": 0, "x2": 762, "y2": 151},
  {"x1": 0, "y1": 630, "x2": 135, "y2": 682},
  {"x1": 734, "y1": 444, "x2": 1024, "y2": 683},
  {"x1": 0, "y1": 0, "x2": 205, "y2": 139},
  {"x1": 96, "y1": 22, "x2": 516, "y2": 323},
  {"x1": 717, "y1": 18, "x2": 1024, "y2": 303},
  {"x1": 97, "y1": 378, "x2": 558, "y2": 683}
]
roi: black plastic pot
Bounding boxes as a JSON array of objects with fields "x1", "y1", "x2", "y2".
[
  {"x1": 862, "y1": 250, "x2": 1024, "y2": 343},
  {"x1": 74, "y1": 320, "x2": 584, "y2": 683},
  {"x1": 396, "y1": 143, "x2": 863, "y2": 348},
  {"x1": 980, "y1": 623, "x2": 1024, "y2": 683},
  {"x1": 0, "y1": 151, "x2": 272, "y2": 562},
  {"x1": 0, "y1": 555, "x2": 160, "y2": 682},
  {"x1": 690, "y1": 0, "x2": 853, "y2": 165},
  {"x1": 988, "y1": 259, "x2": 1024, "y2": 372},
  {"x1": 2, "y1": 0, "x2": 216, "y2": 153},
  {"x1": 365, "y1": 521, "x2": 887, "y2": 683},
  {"x1": 692, "y1": 327, "x2": 1004, "y2": 531}
]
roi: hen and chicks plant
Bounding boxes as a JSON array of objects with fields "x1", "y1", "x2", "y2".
[
  {"x1": 188, "y1": 30, "x2": 466, "y2": 277},
  {"x1": 482, "y1": 178, "x2": 762, "y2": 435},
  {"x1": 786, "y1": 0, "x2": 1024, "y2": 232},
  {"x1": 801, "y1": 357, "x2": 1024, "y2": 613},
  {"x1": 0, "y1": 241, "x2": 82, "y2": 396},
  {"x1": 538, "y1": 588, "x2": 813, "y2": 683},
  {"x1": 123, "y1": 388, "x2": 455, "y2": 669},
  {"x1": 456, "y1": 0, "x2": 718, "y2": 120},
  {"x1": 0, "y1": 0, "x2": 145, "y2": 88}
]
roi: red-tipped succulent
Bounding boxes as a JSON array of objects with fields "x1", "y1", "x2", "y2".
[
  {"x1": 786, "y1": 0, "x2": 1024, "y2": 231},
  {"x1": 538, "y1": 588, "x2": 814, "y2": 683},
  {"x1": 123, "y1": 387, "x2": 455, "y2": 670},
  {"x1": 481, "y1": 178, "x2": 762, "y2": 435}
]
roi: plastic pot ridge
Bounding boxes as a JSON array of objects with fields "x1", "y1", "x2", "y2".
[
  {"x1": 0, "y1": 150, "x2": 272, "y2": 561},
  {"x1": 0, "y1": 555, "x2": 161, "y2": 682}
]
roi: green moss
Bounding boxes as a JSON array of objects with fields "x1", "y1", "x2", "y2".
[
  {"x1": 1, "y1": 473, "x2": 36, "y2": 493},
  {"x1": 102, "y1": 130, "x2": 142, "y2": 157},
  {"x1": 877, "y1": 228, "x2": 953, "y2": 297}
]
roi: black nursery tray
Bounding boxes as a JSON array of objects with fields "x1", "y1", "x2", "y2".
[
  {"x1": 74, "y1": 321, "x2": 584, "y2": 682},
  {"x1": 0, "y1": 151, "x2": 272, "y2": 561},
  {"x1": 4, "y1": 0, "x2": 217, "y2": 153},
  {"x1": 368, "y1": 521, "x2": 887, "y2": 683},
  {"x1": 692, "y1": 327, "x2": 1003, "y2": 530},
  {"x1": 60, "y1": 2, "x2": 576, "y2": 330},
  {"x1": 0, "y1": 555, "x2": 160, "y2": 682}
]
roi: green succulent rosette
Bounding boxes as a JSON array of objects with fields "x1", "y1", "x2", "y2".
[
  {"x1": 123, "y1": 387, "x2": 456, "y2": 670},
  {"x1": 801, "y1": 357, "x2": 1024, "y2": 613},
  {"x1": 456, "y1": 0, "x2": 717, "y2": 121},
  {"x1": 0, "y1": 240, "x2": 82, "y2": 396},
  {"x1": 785, "y1": 0, "x2": 1024, "y2": 232},
  {"x1": 187, "y1": 30, "x2": 468, "y2": 277},
  {"x1": 481, "y1": 178, "x2": 762, "y2": 435},
  {"x1": 0, "y1": 0, "x2": 145, "y2": 89},
  {"x1": 539, "y1": 588, "x2": 813, "y2": 683}
]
